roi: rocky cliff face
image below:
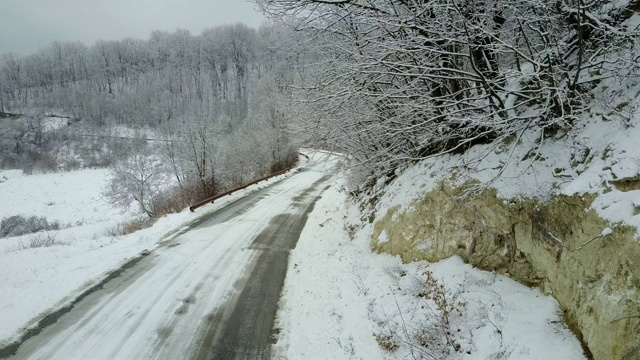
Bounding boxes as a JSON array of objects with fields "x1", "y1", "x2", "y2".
[{"x1": 372, "y1": 181, "x2": 640, "y2": 360}]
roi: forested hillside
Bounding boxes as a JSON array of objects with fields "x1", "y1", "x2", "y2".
[
  {"x1": 256, "y1": 0, "x2": 640, "y2": 188},
  {"x1": 1, "y1": 24, "x2": 298, "y2": 127},
  {"x1": 0, "y1": 24, "x2": 307, "y2": 215}
]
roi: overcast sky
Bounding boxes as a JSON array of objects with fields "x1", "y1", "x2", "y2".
[{"x1": 0, "y1": 0, "x2": 266, "y2": 56}]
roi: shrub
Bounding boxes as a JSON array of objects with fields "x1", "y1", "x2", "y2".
[
  {"x1": 0, "y1": 215, "x2": 60, "y2": 238},
  {"x1": 149, "y1": 180, "x2": 213, "y2": 217},
  {"x1": 103, "y1": 150, "x2": 171, "y2": 218},
  {"x1": 374, "y1": 333, "x2": 400, "y2": 352},
  {"x1": 269, "y1": 150, "x2": 299, "y2": 174},
  {"x1": 106, "y1": 217, "x2": 155, "y2": 237},
  {"x1": 21, "y1": 152, "x2": 59, "y2": 174},
  {"x1": 419, "y1": 270, "x2": 467, "y2": 353},
  {"x1": 15, "y1": 232, "x2": 72, "y2": 250},
  {"x1": 61, "y1": 158, "x2": 82, "y2": 171}
]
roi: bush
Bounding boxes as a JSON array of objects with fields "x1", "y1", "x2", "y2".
[
  {"x1": 269, "y1": 150, "x2": 299, "y2": 174},
  {"x1": 149, "y1": 188, "x2": 188, "y2": 217},
  {"x1": 20, "y1": 152, "x2": 59, "y2": 174},
  {"x1": 0, "y1": 215, "x2": 60, "y2": 238},
  {"x1": 374, "y1": 333, "x2": 400, "y2": 352},
  {"x1": 103, "y1": 150, "x2": 171, "y2": 218},
  {"x1": 15, "y1": 232, "x2": 71, "y2": 250},
  {"x1": 150, "y1": 180, "x2": 213, "y2": 217},
  {"x1": 61, "y1": 158, "x2": 82, "y2": 171},
  {"x1": 106, "y1": 217, "x2": 155, "y2": 237},
  {"x1": 418, "y1": 270, "x2": 467, "y2": 353}
]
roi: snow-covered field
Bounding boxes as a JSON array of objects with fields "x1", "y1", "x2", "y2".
[
  {"x1": 274, "y1": 174, "x2": 586, "y2": 359},
  {"x1": 0, "y1": 168, "x2": 131, "y2": 235}
]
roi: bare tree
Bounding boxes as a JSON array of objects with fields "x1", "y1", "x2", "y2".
[
  {"x1": 103, "y1": 148, "x2": 169, "y2": 218},
  {"x1": 1, "y1": 53, "x2": 24, "y2": 108},
  {"x1": 0, "y1": 23, "x2": 305, "y2": 182},
  {"x1": 254, "y1": 0, "x2": 640, "y2": 186}
]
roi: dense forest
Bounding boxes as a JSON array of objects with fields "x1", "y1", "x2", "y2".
[{"x1": 1, "y1": 24, "x2": 298, "y2": 127}]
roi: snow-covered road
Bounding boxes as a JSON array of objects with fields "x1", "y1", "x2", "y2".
[{"x1": 9, "y1": 166, "x2": 333, "y2": 360}]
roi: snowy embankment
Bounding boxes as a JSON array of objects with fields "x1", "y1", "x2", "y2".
[
  {"x1": 372, "y1": 77, "x2": 640, "y2": 239},
  {"x1": 276, "y1": 65, "x2": 640, "y2": 358},
  {"x1": 0, "y1": 163, "x2": 303, "y2": 348},
  {"x1": 274, "y1": 173, "x2": 586, "y2": 360}
]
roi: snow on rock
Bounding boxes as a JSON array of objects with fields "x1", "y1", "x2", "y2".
[
  {"x1": 373, "y1": 111, "x2": 640, "y2": 238},
  {"x1": 590, "y1": 190, "x2": 640, "y2": 224},
  {"x1": 377, "y1": 229, "x2": 389, "y2": 245}
]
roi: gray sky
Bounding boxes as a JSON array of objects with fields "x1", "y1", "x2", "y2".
[{"x1": 0, "y1": 0, "x2": 266, "y2": 55}]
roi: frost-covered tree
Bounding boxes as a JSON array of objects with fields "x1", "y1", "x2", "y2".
[
  {"x1": 254, "y1": 0, "x2": 640, "y2": 186},
  {"x1": 104, "y1": 147, "x2": 169, "y2": 218},
  {"x1": 0, "y1": 23, "x2": 303, "y2": 195}
]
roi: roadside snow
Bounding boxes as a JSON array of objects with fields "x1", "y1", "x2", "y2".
[
  {"x1": 275, "y1": 175, "x2": 586, "y2": 360},
  {"x1": 0, "y1": 163, "x2": 306, "y2": 347}
]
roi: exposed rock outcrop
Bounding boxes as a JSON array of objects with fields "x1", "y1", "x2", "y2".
[{"x1": 372, "y1": 181, "x2": 640, "y2": 360}]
